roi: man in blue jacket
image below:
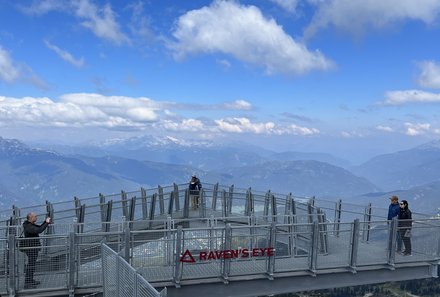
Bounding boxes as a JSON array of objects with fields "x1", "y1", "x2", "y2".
[{"x1": 388, "y1": 195, "x2": 402, "y2": 252}]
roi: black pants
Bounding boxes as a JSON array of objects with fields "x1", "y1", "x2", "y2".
[
  {"x1": 399, "y1": 229, "x2": 411, "y2": 253},
  {"x1": 25, "y1": 249, "x2": 39, "y2": 283}
]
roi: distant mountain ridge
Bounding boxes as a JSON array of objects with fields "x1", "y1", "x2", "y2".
[
  {"x1": 209, "y1": 159, "x2": 379, "y2": 197},
  {"x1": 352, "y1": 139, "x2": 440, "y2": 191},
  {"x1": 2, "y1": 136, "x2": 440, "y2": 214}
]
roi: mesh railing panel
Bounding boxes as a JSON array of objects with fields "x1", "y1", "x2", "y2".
[{"x1": 102, "y1": 244, "x2": 165, "y2": 297}]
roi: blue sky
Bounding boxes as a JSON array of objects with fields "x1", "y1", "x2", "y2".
[{"x1": 1, "y1": 0, "x2": 440, "y2": 163}]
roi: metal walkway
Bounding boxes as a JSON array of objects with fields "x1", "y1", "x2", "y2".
[{"x1": 0, "y1": 183, "x2": 439, "y2": 297}]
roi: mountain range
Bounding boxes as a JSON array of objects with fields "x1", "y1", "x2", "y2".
[{"x1": 1, "y1": 136, "x2": 440, "y2": 215}]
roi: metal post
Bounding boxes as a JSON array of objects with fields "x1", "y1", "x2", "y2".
[
  {"x1": 317, "y1": 209, "x2": 328, "y2": 254},
  {"x1": 183, "y1": 189, "x2": 190, "y2": 219},
  {"x1": 168, "y1": 191, "x2": 174, "y2": 216},
  {"x1": 307, "y1": 201, "x2": 314, "y2": 225},
  {"x1": 387, "y1": 217, "x2": 398, "y2": 267},
  {"x1": 78, "y1": 204, "x2": 85, "y2": 233},
  {"x1": 141, "y1": 187, "x2": 148, "y2": 220},
  {"x1": 99, "y1": 193, "x2": 106, "y2": 222},
  {"x1": 173, "y1": 183, "x2": 180, "y2": 211},
  {"x1": 173, "y1": 226, "x2": 183, "y2": 287},
  {"x1": 228, "y1": 185, "x2": 234, "y2": 214},
  {"x1": 284, "y1": 194, "x2": 292, "y2": 224},
  {"x1": 198, "y1": 189, "x2": 206, "y2": 218},
  {"x1": 334, "y1": 199, "x2": 342, "y2": 237},
  {"x1": 74, "y1": 197, "x2": 81, "y2": 221},
  {"x1": 166, "y1": 216, "x2": 173, "y2": 265},
  {"x1": 308, "y1": 221, "x2": 319, "y2": 274},
  {"x1": 266, "y1": 222, "x2": 276, "y2": 279},
  {"x1": 68, "y1": 231, "x2": 76, "y2": 296},
  {"x1": 245, "y1": 188, "x2": 251, "y2": 216},
  {"x1": 123, "y1": 216, "x2": 130, "y2": 263},
  {"x1": 149, "y1": 193, "x2": 157, "y2": 227},
  {"x1": 158, "y1": 185, "x2": 165, "y2": 215},
  {"x1": 129, "y1": 196, "x2": 136, "y2": 229},
  {"x1": 212, "y1": 183, "x2": 219, "y2": 211},
  {"x1": 271, "y1": 194, "x2": 277, "y2": 223},
  {"x1": 349, "y1": 219, "x2": 360, "y2": 272},
  {"x1": 222, "y1": 190, "x2": 228, "y2": 218},
  {"x1": 222, "y1": 224, "x2": 232, "y2": 283},
  {"x1": 362, "y1": 203, "x2": 372, "y2": 242},
  {"x1": 104, "y1": 201, "x2": 113, "y2": 233},
  {"x1": 121, "y1": 190, "x2": 128, "y2": 218},
  {"x1": 8, "y1": 234, "x2": 16, "y2": 296},
  {"x1": 264, "y1": 190, "x2": 271, "y2": 222}
]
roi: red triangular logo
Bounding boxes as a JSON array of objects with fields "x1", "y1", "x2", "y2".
[{"x1": 180, "y1": 249, "x2": 196, "y2": 263}]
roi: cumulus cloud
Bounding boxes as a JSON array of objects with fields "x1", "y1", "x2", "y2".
[
  {"x1": 0, "y1": 45, "x2": 47, "y2": 89},
  {"x1": 0, "y1": 94, "x2": 318, "y2": 136},
  {"x1": 214, "y1": 117, "x2": 319, "y2": 135},
  {"x1": 74, "y1": 0, "x2": 130, "y2": 45},
  {"x1": 405, "y1": 122, "x2": 431, "y2": 136},
  {"x1": 0, "y1": 94, "x2": 159, "y2": 129},
  {"x1": 270, "y1": 0, "x2": 299, "y2": 13},
  {"x1": 383, "y1": 90, "x2": 440, "y2": 105},
  {"x1": 376, "y1": 125, "x2": 394, "y2": 132},
  {"x1": 170, "y1": 0, "x2": 334, "y2": 75},
  {"x1": 222, "y1": 100, "x2": 252, "y2": 110},
  {"x1": 44, "y1": 40, "x2": 85, "y2": 68},
  {"x1": 19, "y1": 0, "x2": 69, "y2": 15},
  {"x1": 417, "y1": 61, "x2": 440, "y2": 89},
  {"x1": 304, "y1": 0, "x2": 440, "y2": 38},
  {"x1": 20, "y1": 0, "x2": 129, "y2": 45},
  {"x1": 0, "y1": 46, "x2": 20, "y2": 83}
]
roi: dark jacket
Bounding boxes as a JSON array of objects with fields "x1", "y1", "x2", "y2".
[
  {"x1": 387, "y1": 203, "x2": 400, "y2": 220},
  {"x1": 398, "y1": 208, "x2": 412, "y2": 228},
  {"x1": 189, "y1": 177, "x2": 202, "y2": 192},
  {"x1": 23, "y1": 220, "x2": 49, "y2": 249}
]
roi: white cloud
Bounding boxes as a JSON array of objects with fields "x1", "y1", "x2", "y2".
[
  {"x1": 405, "y1": 122, "x2": 431, "y2": 136},
  {"x1": 270, "y1": 0, "x2": 299, "y2": 13},
  {"x1": 383, "y1": 90, "x2": 440, "y2": 105},
  {"x1": 0, "y1": 94, "x2": 319, "y2": 137},
  {"x1": 0, "y1": 94, "x2": 159, "y2": 129},
  {"x1": 170, "y1": 0, "x2": 334, "y2": 75},
  {"x1": 74, "y1": 0, "x2": 130, "y2": 45},
  {"x1": 0, "y1": 46, "x2": 47, "y2": 89},
  {"x1": 222, "y1": 100, "x2": 252, "y2": 110},
  {"x1": 417, "y1": 61, "x2": 440, "y2": 89},
  {"x1": 20, "y1": 0, "x2": 129, "y2": 45},
  {"x1": 376, "y1": 125, "x2": 394, "y2": 132},
  {"x1": 214, "y1": 117, "x2": 319, "y2": 135},
  {"x1": 0, "y1": 46, "x2": 20, "y2": 83},
  {"x1": 161, "y1": 119, "x2": 205, "y2": 132},
  {"x1": 19, "y1": 0, "x2": 69, "y2": 15},
  {"x1": 44, "y1": 40, "x2": 85, "y2": 68},
  {"x1": 304, "y1": 0, "x2": 440, "y2": 38},
  {"x1": 340, "y1": 131, "x2": 365, "y2": 138}
]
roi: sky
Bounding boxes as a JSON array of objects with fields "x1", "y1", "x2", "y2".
[{"x1": 1, "y1": 0, "x2": 440, "y2": 163}]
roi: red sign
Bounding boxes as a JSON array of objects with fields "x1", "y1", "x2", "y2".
[{"x1": 179, "y1": 247, "x2": 274, "y2": 263}]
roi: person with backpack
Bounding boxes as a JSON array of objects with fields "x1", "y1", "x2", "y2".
[
  {"x1": 22, "y1": 212, "x2": 51, "y2": 288},
  {"x1": 189, "y1": 175, "x2": 202, "y2": 209}
]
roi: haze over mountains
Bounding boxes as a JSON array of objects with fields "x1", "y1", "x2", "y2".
[{"x1": 1, "y1": 136, "x2": 440, "y2": 215}]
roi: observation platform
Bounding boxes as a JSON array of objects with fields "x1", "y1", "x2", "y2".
[{"x1": 0, "y1": 183, "x2": 439, "y2": 297}]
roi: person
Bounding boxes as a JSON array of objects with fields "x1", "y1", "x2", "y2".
[
  {"x1": 189, "y1": 175, "x2": 202, "y2": 209},
  {"x1": 22, "y1": 212, "x2": 51, "y2": 288},
  {"x1": 398, "y1": 200, "x2": 412, "y2": 256},
  {"x1": 388, "y1": 195, "x2": 402, "y2": 252}
]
